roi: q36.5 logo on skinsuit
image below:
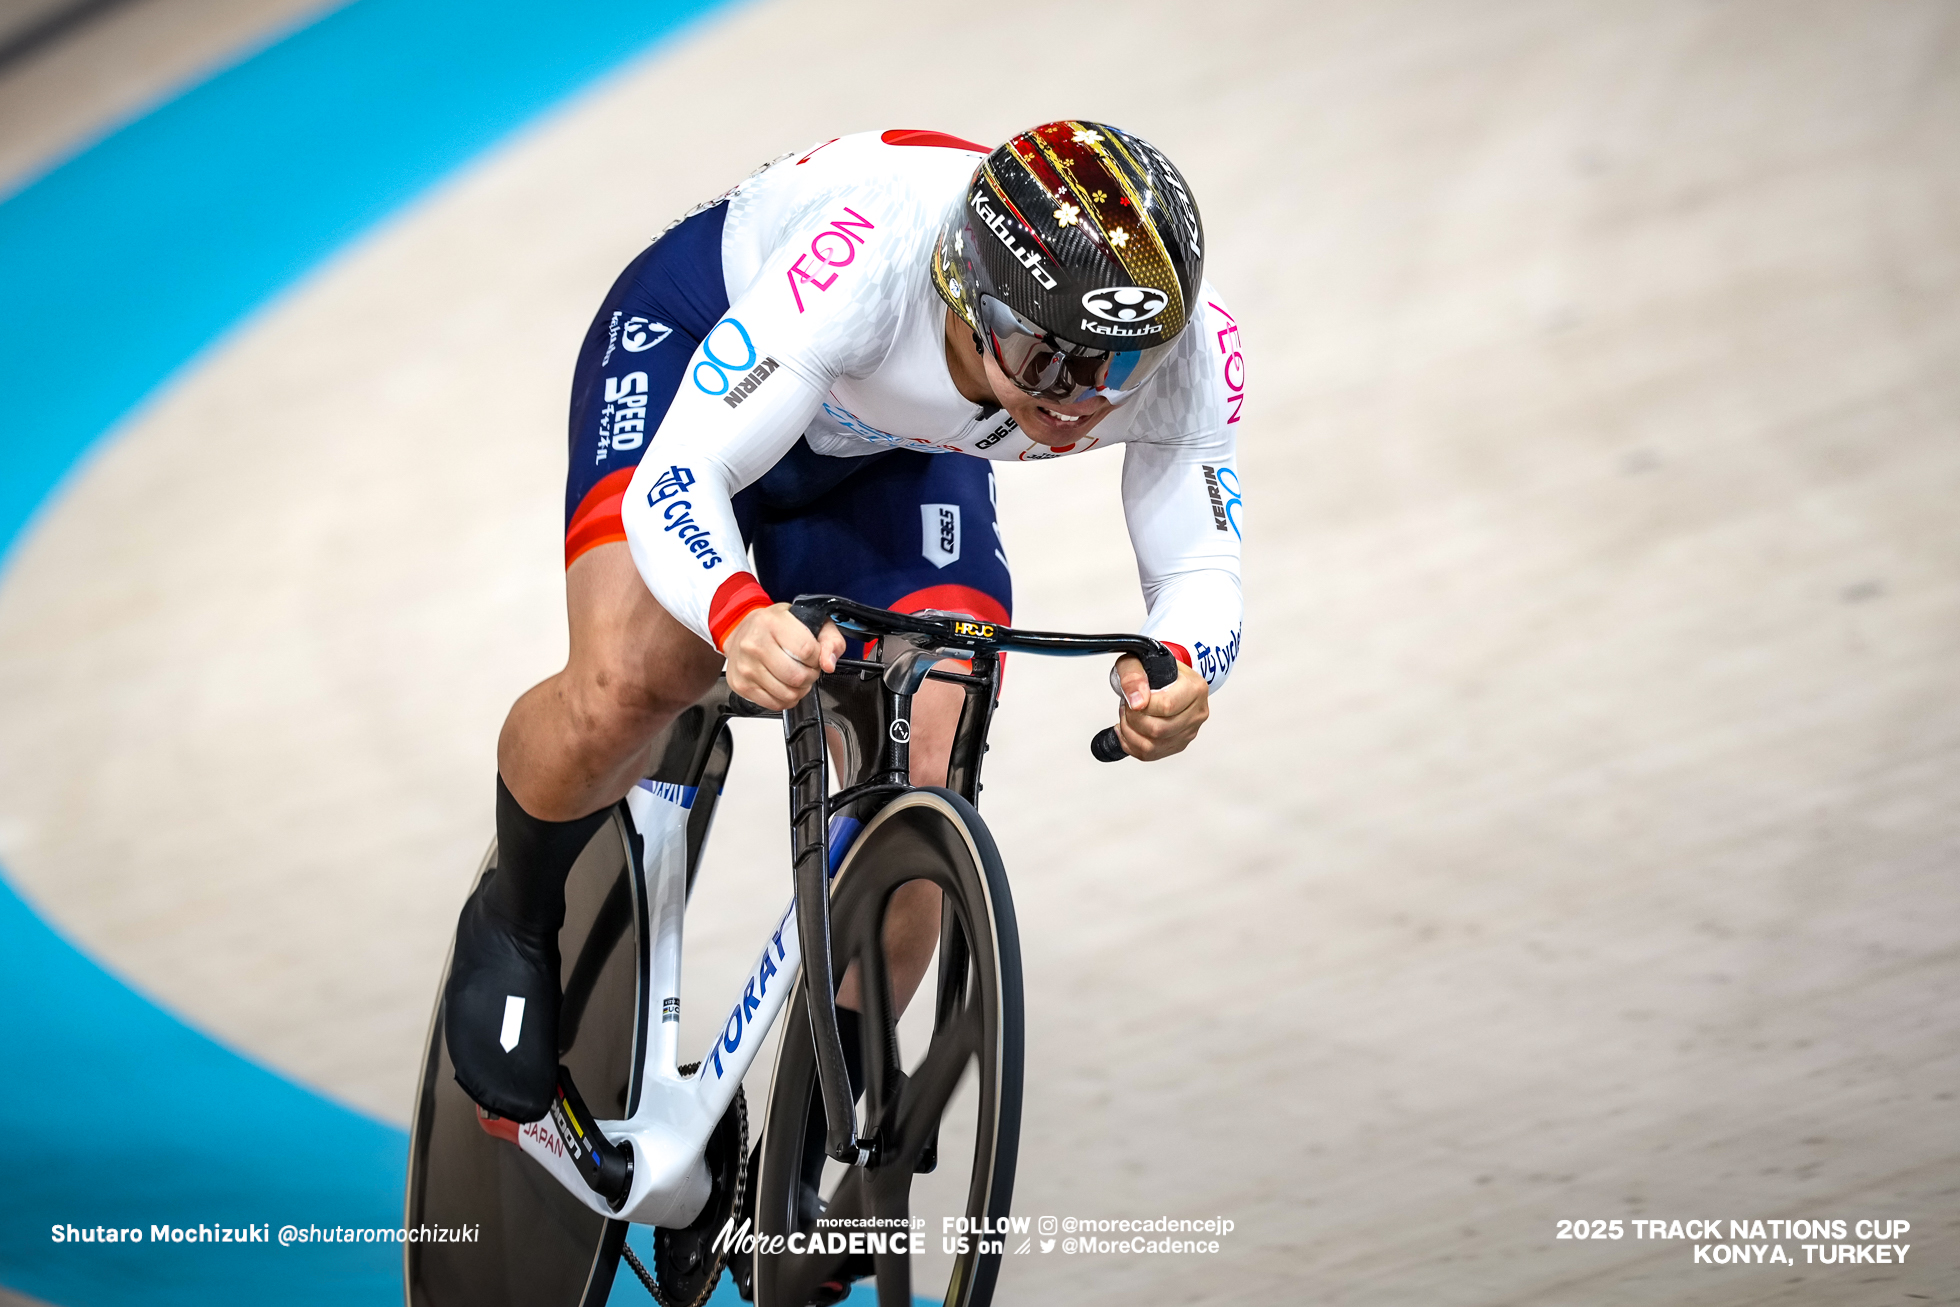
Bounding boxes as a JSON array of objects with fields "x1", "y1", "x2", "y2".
[
  {"x1": 1081, "y1": 285, "x2": 1168, "y2": 323},
  {"x1": 921, "y1": 503, "x2": 961, "y2": 569}
]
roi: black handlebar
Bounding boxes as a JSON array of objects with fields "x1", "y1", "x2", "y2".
[
  {"x1": 1088, "y1": 728, "x2": 1129, "y2": 763},
  {"x1": 787, "y1": 595, "x2": 832, "y2": 637},
  {"x1": 787, "y1": 593, "x2": 1177, "y2": 763}
]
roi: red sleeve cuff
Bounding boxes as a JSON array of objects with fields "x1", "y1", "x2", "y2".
[
  {"x1": 1163, "y1": 642, "x2": 1192, "y2": 668},
  {"x1": 707, "y1": 572, "x2": 773, "y2": 651}
]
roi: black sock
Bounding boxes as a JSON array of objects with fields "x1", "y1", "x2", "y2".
[{"x1": 485, "y1": 774, "x2": 611, "y2": 935}]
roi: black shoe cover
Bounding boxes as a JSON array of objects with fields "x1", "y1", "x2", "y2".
[{"x1": 443, "y1": 877, "x2": 561, "y2": 1123}]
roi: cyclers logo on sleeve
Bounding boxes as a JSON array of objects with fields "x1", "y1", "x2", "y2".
[
  {"x1": 1201, "y1": 464, "x2": 1242, "y2": 538},
  {"x1": 1191, "y1": 625, "x2": 1241, "y2": 686},
  {"x1": 645, "y1": 465, "x2": 725, "y2": 571}
]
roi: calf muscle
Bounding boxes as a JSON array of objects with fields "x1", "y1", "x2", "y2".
[{"x1": 498, "y1": 543, "x2": 720, "y2": 821}]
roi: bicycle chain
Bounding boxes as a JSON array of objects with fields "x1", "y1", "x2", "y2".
[{"x1": 623, "y1": 1064, "x2": 748, "y2": 1307}]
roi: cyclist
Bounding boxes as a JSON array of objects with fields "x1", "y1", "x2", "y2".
[{"x1": 444, "y1": 122, "x2": 1245, "y2": 1130}]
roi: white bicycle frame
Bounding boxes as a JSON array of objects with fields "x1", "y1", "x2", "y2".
[{"x1": 513, "y1": 777, "x2": 806, "y2": 1228}]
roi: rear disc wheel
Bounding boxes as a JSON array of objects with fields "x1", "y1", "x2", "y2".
[{"x1": 403, "y1": 815, "x2": 642, "y2": 1306}]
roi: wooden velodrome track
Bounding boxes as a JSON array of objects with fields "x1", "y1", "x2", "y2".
[{"x1": 2, "y1": 1, "x2": 1956, "y2": 1303}]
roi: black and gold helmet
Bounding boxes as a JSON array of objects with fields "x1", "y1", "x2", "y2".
[{"x1": 931, "y1": 120, "x2": 1205, "y2": 404}]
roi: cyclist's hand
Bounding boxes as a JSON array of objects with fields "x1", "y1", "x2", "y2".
[
  {"x1": 1112, "y1": 656, "x2": 1209, "y2": 760},
  {"x1": 724, "y1": 603, "x2": 844, "y2": 710}
]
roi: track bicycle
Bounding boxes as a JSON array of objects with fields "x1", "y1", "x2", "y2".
[{"x1": 403, "y1": 595, "x2": 1177, "y2": 1307}]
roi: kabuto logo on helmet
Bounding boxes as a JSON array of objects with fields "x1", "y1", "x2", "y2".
[
  {"x1": 1082, "y1": 286, "x2": 1169, "y2": 324},
  {"x1": 971, "y1": 191, "x2": 1058, "y2": 290}
]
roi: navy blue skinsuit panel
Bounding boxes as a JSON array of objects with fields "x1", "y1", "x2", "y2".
[{"x1": 563, "y1": 201, "x2": 1011, "y2": 621}]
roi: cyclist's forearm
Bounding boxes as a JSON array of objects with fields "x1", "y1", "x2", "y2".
[
  {"x1": 1139, "y1": 568, "x2": 1243, "y2": 691},
  {"x1": 620, "y1": 340, "x2": 825, "y2": 645},
  {"x1": 1119, "y1": 434, "x2": 1242, "y2": 691},
  {"x1": 622, "y1": 448, "x2": 753, "y2": 646}
]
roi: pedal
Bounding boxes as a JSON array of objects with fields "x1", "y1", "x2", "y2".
[
  {"x1": 550, "y1": 1065, "x2": 633, "y2": 1207},
  {"x1": 474, "y1": 1105, "x2": 520, "y2": 1146}
]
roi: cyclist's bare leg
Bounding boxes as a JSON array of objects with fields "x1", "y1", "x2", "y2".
[
  {"x1": 449, "y1": 542, "x2": 729, "y2": 1120},
  {"x1": 503, "y1": 540, "x2": 949, "y2": 1014},
  {"x1": 499, "y1": 541, "x2": 724, "y2": 821}
]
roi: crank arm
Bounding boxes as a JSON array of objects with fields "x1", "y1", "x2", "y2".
[{"x1": 551, "y1": 1064, "x2": 634, "y2": 1208}]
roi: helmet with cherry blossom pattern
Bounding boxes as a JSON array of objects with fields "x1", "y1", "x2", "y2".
[{"x1": 930, "y1": 120, "x2": 1205, "y2": 404}]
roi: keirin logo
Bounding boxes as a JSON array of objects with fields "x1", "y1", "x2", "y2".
[
  {"x1": 722, "y1": 356, "x2": 781, "y2": 409},
  {"x1": 1082, "y1": 286, "x2": 1167, "y2": 323},
  {"x1": 692, "y1": 318, "x2": 759, "y2": 397},
  {"x1": 1201, "y1": 464, "x2": 1241, "y2": 538}
]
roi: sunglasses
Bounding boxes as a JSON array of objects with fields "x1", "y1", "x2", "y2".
[{"x1": 977, "y1": 295, "x2": 1175, "y2": 404}]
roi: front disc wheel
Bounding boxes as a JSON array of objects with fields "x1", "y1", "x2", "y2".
[{"x1": 753, "y1": 790, "x2": 1023, "y2": 1307}]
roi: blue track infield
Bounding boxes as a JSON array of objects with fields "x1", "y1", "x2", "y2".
[{"x1": 0, "y1": 1, "x2": 739, "y2": 1303}]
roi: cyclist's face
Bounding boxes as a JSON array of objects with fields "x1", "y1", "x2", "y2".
[{"x1": 978, "y1": 343, "x2": 1116, "y2": 447}]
